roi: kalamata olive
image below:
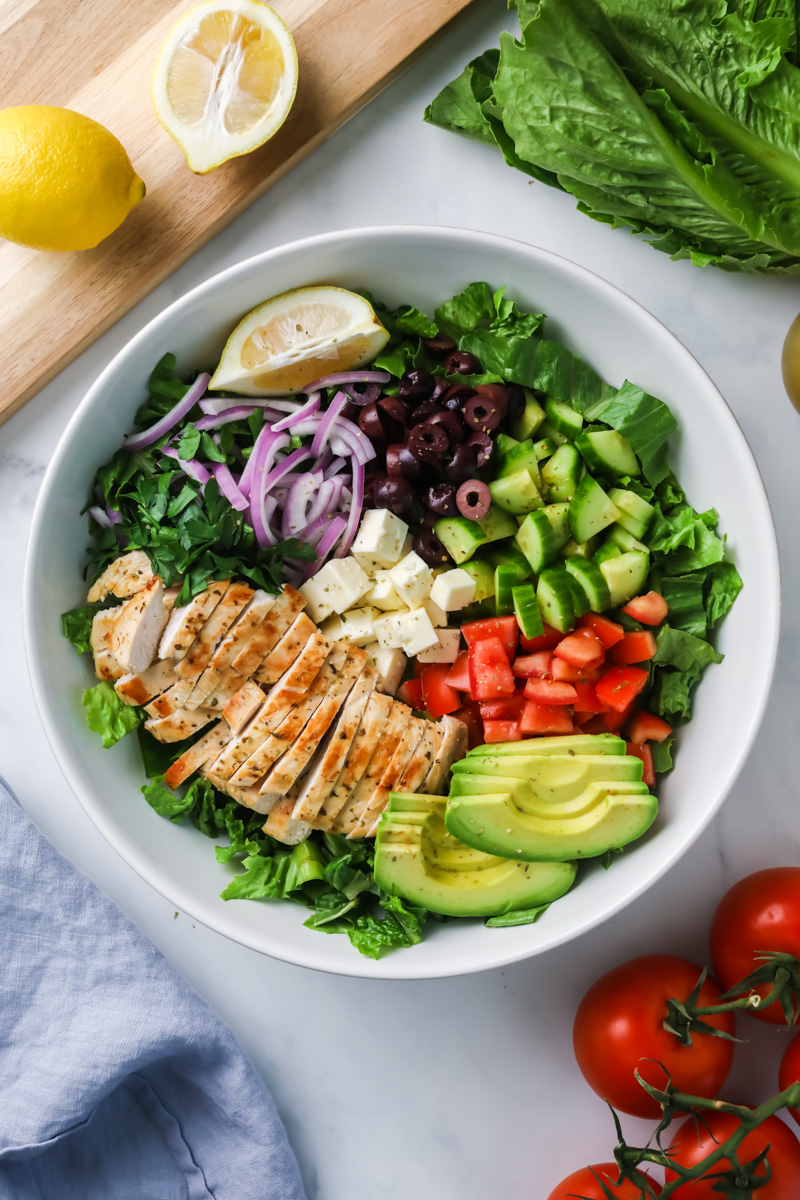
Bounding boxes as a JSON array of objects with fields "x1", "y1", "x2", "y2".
[
  {"x1": 423, "y1": 334, "x2": 457, "y2": 357},
  {"x1": 413, "y1": 530, "x2": 452, "y2": 568},
  {"x1": 466, "y1": 430, "x2": 494, "y2": 468},
  {"x1": 443, "y1": 443, "x2": 479, "y2": 483},
  {"x1": 420, "y1": 506, "x2": 439, "y2": 529},
  {"x1": 386, "y1": 443, "x2": 423, "y2": 481},
  {"x1": 339, "y1": 399, "x2": 359, "y2": 423},
  {"x1": 410, "y1": 399, "x2": 443, "y2": 424},
  {"x1": 378, "y1": 395, "x2": 411, "y2": 428},
  {"x1": 474, "y1": 383, "x2": 509, "y2": 415},
  {"x1": 406, "y1": 498, "x2": 427, "y2": 526},
  {"x1": 374, "y1": 475, "x2": 414, "y2": 515},
  {"x1": 456, "y1": 479, "x2": 491, "y2": 521},
  {"x1": 464, "y1": 393, "x2": 504, "y2": 433},
  {"x1": 358, "y1": 402, "x2": 387, "y2": 442},
  {"x1": 444, "y1": 349, "x2": 482, "y2": 376},
  {"x1": 342, "y1": 381, "x2": 381, "y2": 406},
  {"x1": 425, "y1": 409, "x2": 466, "y2": 446},
  {"x1": 408, "y1": 422, "x2": 448, "y2": 464},
  {"x1": 441, "y1": 384, "x2": 475, "y2": 412},
  {"x1": 397, "y1": 368, "x2": 435, "y2": 399},
  {"x1": 363, "y1": 467, "x2": 385, "y2": 506},
  {"x1": 506, "y1": 383, "x2": 525, "y2": 422},
  {"x1": 425, "y1": 481, "x2": 458, "y2": 516},
  {"x1": 430, "y1": 376, "x2": 450, "y2": 402}
]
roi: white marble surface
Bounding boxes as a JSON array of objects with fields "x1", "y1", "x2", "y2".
[{"x1": 2, "y1": 4, "x2": 800, "y2": 1195}]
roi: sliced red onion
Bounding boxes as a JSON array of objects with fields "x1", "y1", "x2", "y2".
[
  {"x1": 311, "y1": 391, "x2": 349, "y2": 458},
  {"x1": 282, "y1": 473, "x2": 319, "y2": 538},
  {"x1": 303, "y1": 370, "x2": 391, "y2": 393},
  {"x1": 161, "y1": 446, "x2": 211, "y2": 485},
  {"x1": 329, "y1": 422, "x2": 375, "y2": 465},
  {"x1": 324, "y1": 455, "x2": 347, "y2": 478},
  {"x1": 335, "y1": 460, "x2": 365, "y2": 558},
  {"x1": 250, "y1": 431, "x2": 290, "y2": 548},
  {"x1": 106, "y1": 504, "x2": 122, "y2": 527},
  {"x1": 123, "y1": 373, "x2": 210, "y2": 451},
  {"x1": 195, "y1": 405, "x2": 256, "y2": 431},
  {"x1": 299, "y1": 515, "x2": 348, "y2": 577},
  {"x1": 212, "y1": 462, "x2": 248, "y2": 512},
  {"x1": 305, "y1": 478, "x2": 337, "y2": 526},
  {"x1": 88, "y1": 505, "x2": 111, "y2": 528},
  {"x1": 261, "y1": 446, "x2": 314, "y2": 492},
  {"x1": 271, "y1": 392, "x2": 321, "y2": 432}
]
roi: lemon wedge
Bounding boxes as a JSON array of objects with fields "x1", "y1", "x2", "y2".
[
  {"x1": 210, "y1": 286, "x2": 391, "y2": 395},
  {"x1": 152, "y1": 0, "x2": 298, "y2": 174}
]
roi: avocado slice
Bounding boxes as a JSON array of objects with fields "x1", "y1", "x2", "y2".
[
  {"x1": 451, "y1": 753, "x2": 644, "y2": 804},
  {"x1": 374, "y1": 793, "x2": 576, "y2": 917},
  {"x1": 446, "y1": 787, "x2": 658, "y2": 863},
  {"x1": 467, "y1": 733, "x2": 627, "y2": 757}
]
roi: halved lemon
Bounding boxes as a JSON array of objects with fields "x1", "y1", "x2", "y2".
[
  {"x1": 210, "y1": 286, "x2": 391, "y2": 395},
  {"x1": 152, "y1": 0, "x2": 298, "y2": 174}
]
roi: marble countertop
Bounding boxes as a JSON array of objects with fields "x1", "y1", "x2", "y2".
[{"x1": 2, "y1": 4, "x2": 800, "y2": 1195}]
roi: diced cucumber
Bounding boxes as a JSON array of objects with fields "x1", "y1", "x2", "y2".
[
  {"x1": 499, "y1": 444, "x2": 542, "y2": 486},
  {"x1": 516, "y1": 510, "x2": 558, "y2": 573},
  {"x1": 540, "y1": 421, "x2": 569, "y2": 448},
  {"x1": 537, "y1": 567, "x2": 575, "y2": 633},
  {"x1": 562, "y1": 536, "x2": 599, "y2": 559},
  {"x1": 593, "y1": 541, "x2": 623, "y2": 568},
  {"x1": 495, "y1": 433, "x2": 521, "y2": 463},
  {"x1": 600, "y1": 551, "x2": 650, "y2": 607},
  {"x1": 607, "y1": 526, "x2": 650, "y2": 554},
  {"x1": 479, "y1": 505, "x2": 518, "y2": 542},
  {"x1": 565, "y1": 574, "x2": 590, "y2": 617},
  {"x1": 512, "y1": 583, "x2": 544, "y2": 639},
  {"x1": 608, "y1": 488, "x2": 656, "y2": 539},
  {"x1": 544, "y1": 399, "x2": 583, "y2": 441},
  {"x1": 487, "y1": 543, "x2": 532, "y2": 583},
  {"x1": 568, "y1": 476, "x2": 620, "y2": 544},
  {"x1": 541, "y1": 444, "x2": 581, "y2": 502},
  {"x1": 541, "y1": 502, "x2": 571, "y2": 550},
  {"x1": 494, "y1": 564, "x2": 518, "y2": 615},
  {"x1": 533, "y1": 438, "x2": 555, "y2": 463},
  {"x1": 459, "y1": 558, "x2": 495, "y2": 602},
  {"x1": 565, "y1": 558, "x2": 612, "y2": 612},
  {"x1": 510, "y1": 390, "x2": 546, "y2": 441},
  {"x1": 576, "y1": 429, "x2": 640, "y2": 479},
  {"x1": 435, "y1": 507, "x2": 517, "y2": 563},
  {"x1": 462, "y1": 597, "x2": 498, "y2": 621},
  {"x1": 489, "y1": 468, "x2": 544, "y2": 515}
]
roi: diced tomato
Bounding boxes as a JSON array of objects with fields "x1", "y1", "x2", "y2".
[
  {"x1": 520, "y1": 700, "x2": 574, "y2": 735},
  {"x1": 623, "y1": 591, "x2": 669, "y2": 626},
  {"x1": 523, "y1": 678, "x2": 578, "y2": 705},
  {"x1": 453, "y1": 702, "x2": 484, "y2": 750},
  {"x1": 480, "y1": 693, "x2": 526, "y2": 720},
  {"x1": 397, "y1": 678, "x2": 424, "y2": 710},
  {"x1": 412, "y1": 657, "x2": 425, "y2": 678},
  {"x1": 609, "y1": 630, "x2": 657, "y2": 666},
  {"x1": 602, "y1": 700, "x2": 636, "y2": 731},
  {"x1": 553, "y1": 628, "x2": 605, "y2": 668},
  {"x1": 512, "y1": 651, "x2": 553, "y2": 680},
  {"x1": 468, "y1": 636, "x2": 516, "y2": 701},
  {"x1": 627, "y1": 741, "x2": 655, "y2": 786},
  {"x1": 627, "y1": 710, "x2": 673, "y2": 744},
  {"x1": 519, "y1": 622, "x2": 564, "y2": 652},
  {"x1": 462, "y1": 616, "x2": 519, "y2": 661},
  {"x1": 420, "y1": 663, "x2": 462, "y2": 719},
  {"x1": 579, "y1": 714, "x2": 610, "y2": 735},
  {"x1": 444, "y1": 650, "x2": 470, "y2": 691},
  {"x1": 578, "y1": 612, "x2": 625, "y2": 648},
  {"x1": 483, "y1": 719, "x2": 523, "y2": 743},
  {"x1": 572, "y1": 681, "x2": 607, "y2": 713},
  {"x1": 596, "y1": 665, "x2": 649, "y2": 713}
]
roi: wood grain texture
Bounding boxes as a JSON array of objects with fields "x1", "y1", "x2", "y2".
[{"x1": 0, "y1": 0, "x2": 474, "y2": 425}]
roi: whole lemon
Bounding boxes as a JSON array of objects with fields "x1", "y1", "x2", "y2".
[{"x1": 0, "y1": 106, "x2": 145, "y2": 252}]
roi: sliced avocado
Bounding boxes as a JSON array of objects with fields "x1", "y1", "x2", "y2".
[
  {"x1": 465, "y1": 733, "x2": 627, "y2": 757},
  {"x1": 375, "y1": 793, "x2": 576, "y2": 916},
  {"x1": 445, "y1": 788, "x2": 658, "y2": 862},
  {"x1": 451, "y1": 753, "x2": 645, "y2": 805}
]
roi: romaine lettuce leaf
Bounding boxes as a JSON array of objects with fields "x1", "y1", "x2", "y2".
[
  {"x1": 82, "y1": 682, "x2": 144, "y2": 748},
  {"x1": 705, "y1": 560, "x2": 744, "y2": 627},
  {"x1": 141, "y1": 775, "x2": 198, "y2": 821},
  {"x1": 485, "y1": 903, "x2": 550, "y2": 927},
  {"x1": 61, "y1": 605, "x2": 97, "y2": 654},
  {"x1": 654, "y1": 625, "x2": 724, "y2": 671},
  {"x1": 658, "y1": 574, "x2": 708, "y2": 638}
]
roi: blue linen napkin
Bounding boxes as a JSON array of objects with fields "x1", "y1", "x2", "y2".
[{"x1": 0, "y1": 781, "x2": 307, "y2": 1200}]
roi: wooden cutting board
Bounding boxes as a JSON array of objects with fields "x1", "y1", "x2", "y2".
[{"x1": 0, "y1": 0, "x2": 475, "y2": 426}]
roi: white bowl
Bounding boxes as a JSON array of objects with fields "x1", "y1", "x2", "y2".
[{"x1": 24, "y1": 226, "x2": 780, "y2": 979}]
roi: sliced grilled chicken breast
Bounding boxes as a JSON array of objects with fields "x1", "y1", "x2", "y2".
[
  {"x1": 159, "y1": 580, "x2": 228, "y2": 660},
  {"x1": 291, "y1": 668, "x2": 377, "y2": 822},
  {"x1": 87, "y1": 550, "x2": 154, "y2": 603},
  {"x1": 423, "y1": 714, "x2": 468, "y2": 795},
  {"x1": 347, "y1": 713, "x2": 426, "y2": 839},
  {"x1": 115, "y1": 659, "x2": 176, "y2": 706},
  {"x1": 164, "y1": 719, "x2": 232, "y2": 790},
  {"x1": 262, "y1": 797, "x2": 311, "y2": 845},
  {"x1": 109, "y1": 578, "x2": 170, "y2": 674},
  {"x1": 332, "y1": 702, "x2": 412, "y2": 836}
]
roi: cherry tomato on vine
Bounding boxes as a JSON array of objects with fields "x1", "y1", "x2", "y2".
[
  {"x1": 665, "y1": 1111, "x2": 800, "y2": 1199},
  {"x1": 546, "y1": 1163, "x2": 661, "y2": 1199},
  {"x1": 710, "y1": 868, "x2": 800, "y2": 1026},
  {"x1": 778, "y1": 1032, "x2": 800, "y2": 1127},
  {"x1": 573, "y1": 955, "x2": 735, "y2": 1119}
]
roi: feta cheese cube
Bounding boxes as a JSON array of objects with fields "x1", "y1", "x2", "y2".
[
  {"x1": 373, "y1": 613, "x2": 404, "y2": 651},
  {"x1": 364, "y1": 643, "x2": 407, "y2": 695},
  {"x1": 299, "y1": 575, "x2": 335, "y2": 623},
  {"x1": 430, "y1": 568, "x2": 477, "y2": 613},
  {"x1": 338, "y1": 607, "x2": 379, "y2": 646},
  {"x1": 392, "y1": 607, "x2": 439, "y2": 656},
  {"x1": 351, "y1": 509, "x2": 409, "y2": 572},
  {"x1": 365, "y1": 572, "x2": 405, "y2": 612},
  {"x1": 388, "y1": 551, "x2": 434, "y2": 609},
  {"x1": 423, "y1": 597, "x2": 448, "y2": 627},
  {"x1": 416, "y1": 628, "x2": 462, "y2": 664},
  {"x1": 314, "y1": 556, "x2": 371, "y2": 615}
]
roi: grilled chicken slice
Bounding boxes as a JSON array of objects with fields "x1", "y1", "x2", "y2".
[
  {"x1": 259, "y1": 649, "x2": 368, "y2": 798},
  {"x1": 90, "y1": 608, "x2": 125, "y2": 681},
  {"x1": 115, "y1": 659, "x2": 176, "y2": 706},
  {"x1": 164, "y1": 719, "x2": 232, "y2": 790},
  {"x1": 184, "y1": 590, "x2": 275, "y2": 710},
  {"x1": 424, "y1": 714, "x2": 468, "y2": 795},
  {"x1": 262, "y1": 797, "x2": 311, "y2": 845},
  {"x1": 315, "y1": 692, "x2": 394, "y2": 829},
  {"x1": 169, "y1": 582, "x2": 254, "y2": 706},
  {"x1": 144, "y1": 685, "x2": 180, "y2": 718},
  {"x1": 87, "y1": 550, "x2": 155, "y2": 603},
  {"x1": 363, "y1": 722, "x2": 445, "y2": 838},
  {"x1": 291, "y1": 668, "x2": 377, "y2": 822},
  {"x1": 145, "y1": 704, "x2": 217, "y2": 743},
  {"x1": 204, "y1": 764, "x2": 272, "y2": 813},
  {"x1": 332, "y1": 702, "x2": 412, "y2": 836},
  {"x1": 346, "y1": 713, "x2": 426, "y2": 839},
  {"x1": 223, "y1": 680, "x2": 265, "y2": 733},
  {"x1": 159, "y1": 580, "x2": 228, "y2": 660},
  {"x1": 264, "y1": 631, "x2": 333, "y2": 710},
  {"x1": 229, "y1": 586, "x2": 306, "y2": 679},
  {"x1": 251, "y1": 612, "x2": 318, "y2": 686},
  {"x1": 109, "y1": 578, "x2": 170, "y2": 674}
]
